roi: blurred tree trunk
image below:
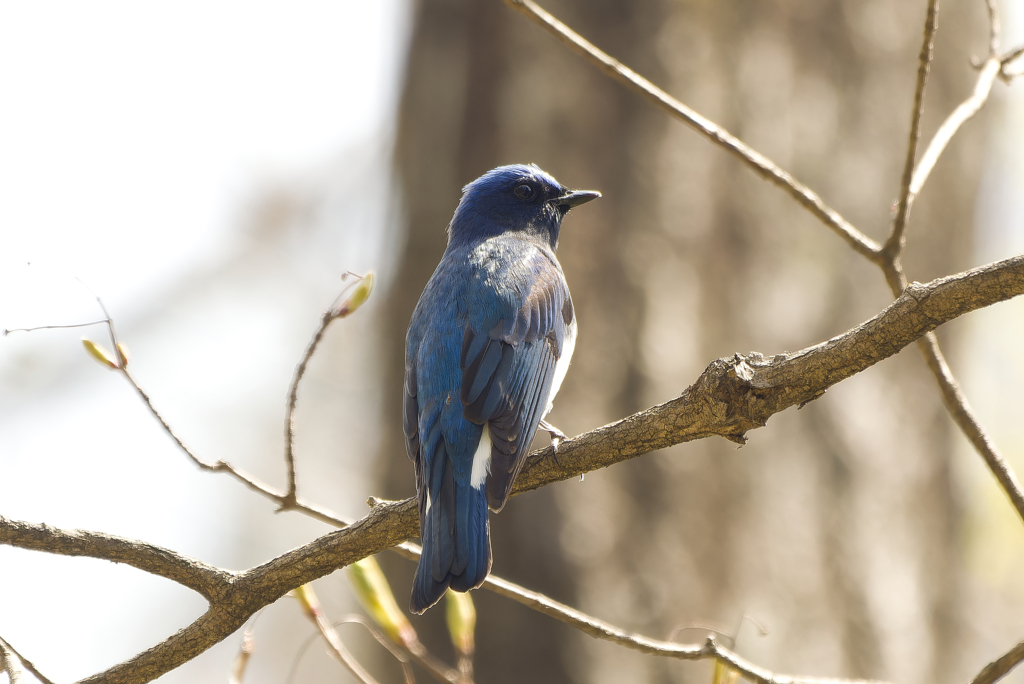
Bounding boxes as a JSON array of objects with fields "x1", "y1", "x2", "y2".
[{"x1": 379, "y1": 0, "x2": 987, "y2": 682}]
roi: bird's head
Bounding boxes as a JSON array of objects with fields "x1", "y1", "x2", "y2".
[{"x1": 447, "y1": 164, "x2": 600, "y2": 249}]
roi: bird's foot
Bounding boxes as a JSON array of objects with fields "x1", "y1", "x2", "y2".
[
  {"x1": 539, "y1": 419, "x2": 567, "y2": 466},
  {"x1": 539, "y1": 419, "x2": 566, "y2": 442}
]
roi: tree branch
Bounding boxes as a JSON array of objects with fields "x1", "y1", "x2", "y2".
[
  {"x1": 0, "y1": 517, "x2": 232, "y2": 603},
  {"x1": 914, "y1": 332, "x2": 1024, "y2": 521},
  {"x1": 283, "y1": 310, "x2": 335, "y2": 508},
  {"x1": 969, "y1": 638, "x2": 1024, "y2": 684},
  {"x1": 6, "y1": 255, "x2": 1024, "y2": 683},
  {"x1": 503, "y1": 0, "x2": 882, "y2": 261},
  {"x1": 909, "y1": 57, "x2": 999, "y2": 203},
  {"x1": 883, "y1": 0, "x2": 938, "y2": 260},
  {"x1": 0, "y1": 636, "x2": 25, "y2": 684},
  {"x1": 512, "y1": 255, "x2": 1024, "y2": 493}
]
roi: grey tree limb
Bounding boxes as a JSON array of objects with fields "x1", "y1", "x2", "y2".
[{"x1": 4, "y1": 254, "x2": 1024, "y2": 684}]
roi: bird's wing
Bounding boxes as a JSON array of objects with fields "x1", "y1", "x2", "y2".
[{"x1": 460, "y1": 239, "x2": 573, "y2": 511}]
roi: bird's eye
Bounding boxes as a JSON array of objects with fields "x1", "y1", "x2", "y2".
[{"x1": 513, "y1": 183, "x2": 535, "y2": 200}]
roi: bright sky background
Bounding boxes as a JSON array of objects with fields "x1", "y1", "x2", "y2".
[
  {"x1": 0, "y1": 0, "x2": 407, "y2": 328},
  {"x1": 0, "y1": 2, "x2": 410, "y2": 681}
]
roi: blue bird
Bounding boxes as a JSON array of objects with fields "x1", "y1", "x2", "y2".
[{"x1": 404, "y1": 164, "x2": 599, "y2": 613}]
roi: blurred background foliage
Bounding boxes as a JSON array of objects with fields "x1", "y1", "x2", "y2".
[{"x1": 1, "y1": 1, "x2": 1023, "y2": 683}]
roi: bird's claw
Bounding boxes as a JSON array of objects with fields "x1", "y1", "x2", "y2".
[
  {"x1": 539, "y1": 419, "x2": 566, "y2": 466},
  {"x1": 538, "y1": 419, "x2": 566, "y2": 442}
]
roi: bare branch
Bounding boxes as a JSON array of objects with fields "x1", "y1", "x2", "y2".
[
  {"x1": 503, "y1": 0, "x2": 882, "y2": 261},
  {"x1": 0, "y1": 636, "x2": 24, "y2": 684},
  {"x1": 474, "y1": 573, "x2": 888, "y2": 684},
  {"x1": 915, "y1": 333, "x2": 1024, "y2": 522},
  {"x1": 293, "y1": 588, "x2": 381, "y2": 684},
  {"x1": 969, "y1": 638, "x2": 1024, "y2": 684},
  {"x1": 884, "y1": 0, "x2": 939, "y2": 260},
  {"x1": 283, "y1": 310, "x2": 336, "y2": 507},
  {"x1": 510, "y1": 255, "x2": 1024, "y2": 494},
  {"x1": 3, "y1": 320, "x2": 110, "y2": 336},
  {"x1": 7, "y1": 255, "x2": 1024, "y2": 683},
  {"x1": 325, "y1": 616, "x2": 420, "y2": 684},
  {"x1": 984, "y1": 0, "x2": 1000, "y2": 57},
  {"x1": 119, "y1": 362, "x2": 351, "y2": 529},
  {"x1": 0, "y1": 637, "x2": 55, "y2": 684},
  {"x1": 119, "y1": 368, "x2": 214, "y2": 473},
  {"x1": 909, "y1": 58, "x2": 1000, "y2": 202},
  {"x1": 1002, "y1": 42, "x2": 1024, "y2": 78},
  {"x1": 0, "y1": 517, "x2": 232, "y2": 603}
]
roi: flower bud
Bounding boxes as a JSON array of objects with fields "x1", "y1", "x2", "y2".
[
  {"x1": 82, "y1": 338, "x2": 118, "y2": 369},
  {"x1": 332, "y1": 272, "x2": 375, "y2": 318},
  {"x1": 346, "y1": 556, "x2": 417, "y2": 647},
  {"x1": 445, "y1": 590, "x2": 476, "y2": 658}
]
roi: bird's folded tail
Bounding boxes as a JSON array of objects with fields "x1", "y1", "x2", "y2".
[{"x1": 411, "y1": 460, "x2": 492, "y2": 614}]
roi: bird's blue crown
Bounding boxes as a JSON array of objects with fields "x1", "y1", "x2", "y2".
[{"x1": 447, "y1": 164, "x2": 571, "y2": 249}]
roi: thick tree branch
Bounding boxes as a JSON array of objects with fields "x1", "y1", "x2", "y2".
[
  {"x1": 513, "y1": 255, "x2": 1024, "y2": 492},
  {"x1": 0, "y1": 517, "x2": 232, "y2": 603},
  {"x1": 5, "y1": 255, "x2": 1024, "y2": 683}
]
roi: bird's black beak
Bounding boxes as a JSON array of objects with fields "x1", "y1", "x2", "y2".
[{"x1": 552, "y1": 189, "x2": 601, "y2": 210}]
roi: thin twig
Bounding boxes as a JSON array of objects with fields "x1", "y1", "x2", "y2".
[
  {"x1": 283, "y1": 273, "x2": 373, "y2": 506},
  {"x1": 883, "y1": 0, "x2": 939, "y2": 260},
  {"x1": 915, "y1": 332, "x2": 1024, "y2": 523},
  {"x1": 287, "y1": 617, "x2": 417, "y2": 684},
  {"x1": 228, "y1": 626, "x2": 255, "y2": 684},
  {"x1": 503, "y1": 0, "x2": 882, "y2": 261},
  {"x1": 284, "y1": 310, "x2": 335, "y2": 507},
  {"x1": 1004, "y1": 43, "x2": 1024, "y2": 64},
  {"x1": 969, "y1": 638, "x2": 1024, "y2": 684},
  {"x1": 121, "y1": 362, "x2": 348, "y2": 524},
  {"x1": 2, "y1": 320, "x2": 110, "y2": 336},
  {"x1": 483, "y1": 575, "x2": 888, "y2": 684},
  {"x1": 333, "y1": 617, "x2": 418, "y2": 684},
  {"x1": 0, "y1": 636, "x2": 24, "y2": 684},
  {"x1": 119, "y1": 368, "x2": 211, "y2": 471},
  {"x1": 909, "y1": 58, "x2": 1000, "y2": 201},
  {"x1": 301, "y1": 605, "x2": 381, "y2": 684},
  {"x1": 0, "y1": 636, "x2": 55, "y2": 684},
  {"x1": 984, "y1": 0, "x2": 1000, "y2": 57}
]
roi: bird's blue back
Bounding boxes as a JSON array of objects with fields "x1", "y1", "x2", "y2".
[{"x1": 404, "y1": 164, "x2": 594, "y2": 613}]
